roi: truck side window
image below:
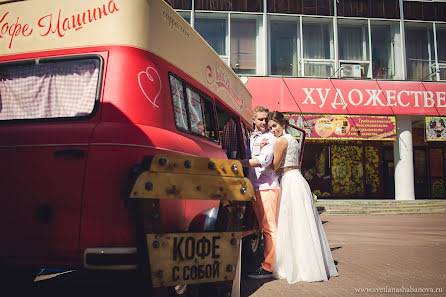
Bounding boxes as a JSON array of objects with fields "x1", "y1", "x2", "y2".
[
  {"x1": 216, "y1": 104, "x2": 242, "y2": 159},
  {"x1": 240, "y1": 121, "x2": 249, "y2": 158},
  {"x1": 186, "y1": 86, "x2": 204, "y2": 135},
  {"x1": 0, "y1": 57, "x2": 101, "y2": 121},
  {"x1": 169, "y1": 73, "x2": 218, "y2": 142},
  {"x1": 169, "y1": 74, "x2": 188, "y2": 130},
  {"x1": 201, "y1": 96, "x2": 218, "y2": 141}
]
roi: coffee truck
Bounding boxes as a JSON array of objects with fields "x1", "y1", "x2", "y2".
[{"x1": 0, "y1": 0, "x2": 257, "y2": 295}]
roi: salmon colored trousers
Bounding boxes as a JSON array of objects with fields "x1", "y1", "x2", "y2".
[{"x1": 252, "y1": 189, "x2": 279, "y2": 272}]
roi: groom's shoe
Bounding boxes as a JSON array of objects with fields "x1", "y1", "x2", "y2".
[{"x1": 247, "y1": 267, "x2": 273, "y2": 280}]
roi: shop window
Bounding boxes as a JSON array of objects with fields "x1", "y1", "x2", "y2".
[
  {"x1": 195, "y1": 15, "x2": 227, "y2": 56},
  {"x1": 338, "y1": 20, "x2": 370, "y2": 78},
  {"x1": 371, "y1": 21, "x2": 402, "y2": 80},
  {"x1": 164, "y1": 0, "x2": 192, "y2": 10},
  {"x1": 364, "y1": 146, "x2": 382, "y2": 197},
  {"x1": 270, "y1": 19, "x2": 299, "y2": 76},
  {"x1": 195, "y1": 0, "x2": 263, "y2": 12},
  {"x1": 230, "y1": 17, "x2": 261, "y2": 75},
  {"x1": 436, "y1": 24, "x2": 446, "y2": 81},
  {"x1": 302, "y1": 18, "x2": 334, "y2": 77},
  {"x1": 331, "y1": 145, "x2": 364, "y2": 196},
  {"x1": 302, "y1": 144, "x2": 331, "y2": 198},
  {"x1": 405, "y1": 23, "x2": 436, "y2": 81}
]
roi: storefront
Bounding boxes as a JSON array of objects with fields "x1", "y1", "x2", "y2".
[
  {"x1": 413, "y1": 126, "x2": 446, "y2": 198},
  {"x1": 246, "y1": 77, "x2": 446, "y2": 199}
]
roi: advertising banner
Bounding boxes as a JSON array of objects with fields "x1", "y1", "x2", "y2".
[
  {"x1": 426, "y1": 116, "x2": 446, "y2": 141},
  {"x1": 246, "y1": 77, "x2": 446, "y2": 116},
  {"x1": 286, "y1": 114, "x2": 396, "y2": 140}
]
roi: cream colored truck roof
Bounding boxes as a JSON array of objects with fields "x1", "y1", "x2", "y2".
[{"x1": 0, "y1": 0, "x2": 252, "y2": 123}]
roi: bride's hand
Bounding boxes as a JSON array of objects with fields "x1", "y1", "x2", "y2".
[{"x1": 260, "y1": 139, "x2": 269, "y2": 150}]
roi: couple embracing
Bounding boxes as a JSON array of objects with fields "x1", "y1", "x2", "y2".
[{"x1": 241, "y1": 106, "x2": 338, "y2": 284}]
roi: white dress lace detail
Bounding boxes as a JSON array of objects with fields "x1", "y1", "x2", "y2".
[
  {"x1": 281, "y1": 134, "x2": 300, "y2": 168},
  {"x1": 273, "y1": 133, "x2": 338, "y2": 283}
]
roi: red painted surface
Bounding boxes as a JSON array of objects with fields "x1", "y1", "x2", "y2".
[
  {"x1": 0, "y1": 45, "x2": 241, "y2": 267},
  {"x1": 246, "y1": 77, "x2": 446, "y2": 116}
]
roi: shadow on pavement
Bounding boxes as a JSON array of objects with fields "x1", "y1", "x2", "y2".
[
  {"x1": 331, "y1": 246, "x2": 342, "y2": 251},
  {"x1": 32, "y1": 270, "x2": 150, "y2": 297},
  {"x1": 240, "y1": 237, "x2": 276, "y2": 297}
]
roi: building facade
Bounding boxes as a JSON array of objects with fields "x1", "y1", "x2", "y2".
[{"x1": 167, "y1": 0, "x2": 446, "y2": 199}]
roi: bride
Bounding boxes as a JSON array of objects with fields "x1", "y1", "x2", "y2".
[{"x1": 264, "y1": 111, "x2": 338, "y2": 284}]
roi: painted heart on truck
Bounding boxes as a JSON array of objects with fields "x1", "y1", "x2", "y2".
[{"x1": 138, "y1": 66, "x2": 161, "y2": 108}]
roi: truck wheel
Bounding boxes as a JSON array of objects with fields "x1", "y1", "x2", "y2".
[
  {"x1": 241, "y1": 229, "x2": 262, "y2": 275},
  {"x1": 170, "y1": 284, "x2": 199, "y2": 297},
  {"x1": 242, "y1": 228, "x2": 261, "y2": 257}
]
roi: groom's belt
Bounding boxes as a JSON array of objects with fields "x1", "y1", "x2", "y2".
[{"x1": 280, "y1": 166, "x2": 300, "y2": 173}]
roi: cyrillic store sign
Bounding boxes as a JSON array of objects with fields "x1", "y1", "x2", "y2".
[
  {"x1": 286, "y1": 114, "x2": 396, "y2": 140},
  {"x1": 247, "y1": 77, "x2": 446, "y2": 116}
]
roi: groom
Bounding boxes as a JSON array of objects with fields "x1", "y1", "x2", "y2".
[{"x1": 241, "y1": 106, "x2": 280, "y2": 279}]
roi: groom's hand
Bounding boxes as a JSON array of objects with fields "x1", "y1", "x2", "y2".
[{"x1": 260, "y1": 139, "x2": 269, "y2": 150}]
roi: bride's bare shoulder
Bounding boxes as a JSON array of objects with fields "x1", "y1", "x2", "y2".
[{"x1": 276, "y1": 136, "x2": 288, "y2": 146}]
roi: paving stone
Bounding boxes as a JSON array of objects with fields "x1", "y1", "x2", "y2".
[{"x1": 241, "y1": 214, "x2": 446, "y2": 297}]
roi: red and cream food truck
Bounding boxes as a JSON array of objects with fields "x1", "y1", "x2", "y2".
[{"x1": 0, "y1": 0, "x2": 256, "y2": 295}]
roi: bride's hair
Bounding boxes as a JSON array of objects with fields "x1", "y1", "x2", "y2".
[{"x1": 267, "y1": 111, "x2": 289, "y2": 129}]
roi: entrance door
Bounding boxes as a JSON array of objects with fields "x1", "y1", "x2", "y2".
[
  {"x1": 382, "y1": 147, "x2": 395, "y2": 197},
  {"x1": 429, "y1": 148, "x2": 445, "y2": 197},
  {"x1": 414, "y1": 148, "x2": 428, "y2": 198}
]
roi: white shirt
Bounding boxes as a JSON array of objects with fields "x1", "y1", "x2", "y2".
[{"x1": 248, "y1": 130, "x2": 280, "y2": 191}]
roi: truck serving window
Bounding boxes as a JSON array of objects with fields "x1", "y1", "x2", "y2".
[
  {"x1": 169, "y1": 73, "x2": 218, "y2": 142},
  {"x1": 0, "y1": 57, "x2": 101, "y2": 121},
  {"x1": 169, "y1": 74, "x2": 188, "y2": 130}
]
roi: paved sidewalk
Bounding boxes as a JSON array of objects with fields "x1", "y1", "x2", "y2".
[{"x1": 242, "y1": 214, "x2": 446, "y2": 297}]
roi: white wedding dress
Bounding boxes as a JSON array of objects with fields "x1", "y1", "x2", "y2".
[{"x1": 273, "y1": 134, "x2": 338, "y2": 283}]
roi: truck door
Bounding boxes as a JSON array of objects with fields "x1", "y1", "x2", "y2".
[{"x1": 0, "y1": 56, "x2": 102, "y2": 262}]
